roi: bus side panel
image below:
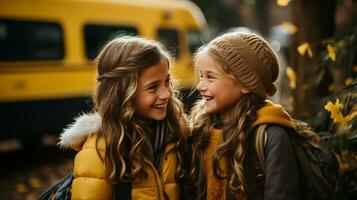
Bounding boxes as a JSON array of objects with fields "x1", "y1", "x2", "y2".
[{"x1": 0, "y1": 97, "x2": 92, "y2": 139}]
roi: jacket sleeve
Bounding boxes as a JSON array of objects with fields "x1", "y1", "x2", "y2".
[
  {"x1": 264, "y1": 125, "x2": 300, "y2": 200},
  {"x1": 72, "y1": 146, "x2": 113, "y2": 200}
]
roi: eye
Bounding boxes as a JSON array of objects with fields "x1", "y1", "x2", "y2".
[
  {"x1": 147, "y1": 84, "x2": 158, "y2": 92},
  {"x1": 207, "y1": 75, "x2": 215, "y2": 80},
  {"x1": 165, "y1": 77, "x2": 171, "y2": 86}
]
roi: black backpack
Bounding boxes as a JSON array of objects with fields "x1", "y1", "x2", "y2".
[
  {"x1": 253, "y1": 120, "x2": 338, "y2": 200},
  {"x1": 39, "y1": 170, "x2": 132, "y2": 200}
]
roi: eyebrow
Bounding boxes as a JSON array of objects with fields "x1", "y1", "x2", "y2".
[
  {"x1": 200, "y1": 70, "x2": 219, "y2": 76},
  {"x1": 144, "y1": 74, "x2": 170, "y2": 89}
]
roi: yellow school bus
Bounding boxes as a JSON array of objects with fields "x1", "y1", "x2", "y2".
[{"x1": 0, "y1": 0, "x2": 208, "y2": 143}]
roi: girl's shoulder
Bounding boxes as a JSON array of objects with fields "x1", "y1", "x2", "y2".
[
  {"x1": 81, "y1": 133, "x2": 105, "y2": 151},
  {"x1": 264, "y1": 125, "x2": 293, "y2": 151},
  {"x1": 265, "y1": 125, "x2": 288, "y2": 139}
]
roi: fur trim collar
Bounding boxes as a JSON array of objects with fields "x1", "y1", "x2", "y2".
[{"x1": 58, "y1": 112, "x2": 101, "y2": 148}]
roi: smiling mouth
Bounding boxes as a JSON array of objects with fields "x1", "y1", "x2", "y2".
[
  {"x1": 152, "y1": 103, "x2": 166, "y2": 109},
  {"x1": 203, "y1": 95, "x2": 214, "y2": 101}
]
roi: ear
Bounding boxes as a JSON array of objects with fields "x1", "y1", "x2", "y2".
[{"x1": 241, "y1": 87, "x2": 250, "y2": 94}]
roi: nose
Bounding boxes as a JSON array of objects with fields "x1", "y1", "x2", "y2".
[
  {"x1": 196, "y1": 79, "x2": 207, "y2": 92},
  {"x1": 158, "y1": 86, "x2": 171, "y2": 100}
]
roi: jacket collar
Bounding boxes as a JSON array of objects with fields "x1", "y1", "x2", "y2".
[
  {"x1": 58, "y1": 112, "x2": 101, "y2": 148},
  {"x1": 252, "y1": 100, "x2": 294, "y2": 128}
]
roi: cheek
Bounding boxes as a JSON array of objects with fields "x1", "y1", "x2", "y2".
[
  {"x1": 144, "y1": 94, "x2": 156, "y2": 106},
  {"x1": 209, "y1": 83, "x2": 220, "y2": 96},
  {"x1": 136, "y1": 94, "x2": 152, "y2": 109},
  {"x1": 213, "y1": 83, "x2": 232, "y2": 102}
]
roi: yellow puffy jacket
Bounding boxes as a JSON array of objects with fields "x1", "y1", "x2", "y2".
[{"x1": 59, "y1": 113, "x2": 180, "y2": 200}]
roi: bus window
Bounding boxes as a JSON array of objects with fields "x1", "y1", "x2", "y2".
[
  {"x1": 84, "y1": 24, "x2": 138, "y2": 59},
  {"x1": 0, "y1": 19, "x2": 63, "y2": 61},
  {"x1": 188, "y1": 30, "x2": 209, "y2": 54},
  {"x1": 157, "y1": 28, "x2": 179, "y2": 58}
]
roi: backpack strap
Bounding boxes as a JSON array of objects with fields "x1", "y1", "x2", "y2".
[
  {"x1": 114, "y1": 138, "x2": 132, "y2": 200},
  {"x1": 114, "y1": 180, "x2": 132, "y2": 200},
  {"x1": 39, "y1": 170, "x2": 74, "y2": 200},
  {"x1": 254, "y1": 124, "x2": 268, "y2": 174}
]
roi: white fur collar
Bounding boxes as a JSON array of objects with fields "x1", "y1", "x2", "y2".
[{"x1": 58, "y1": 112, "x2": 101, "y2": 148}]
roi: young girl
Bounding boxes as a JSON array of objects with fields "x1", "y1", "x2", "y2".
[
  {"x1": 188, "y1": 32, "x2": 300, "y2": 200},
  {"x1": 59, "y1": 36, "x2": 187, "y2": 200}
]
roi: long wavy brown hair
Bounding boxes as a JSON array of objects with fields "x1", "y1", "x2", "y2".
[
  {"x1": 93, "y1": 36, "x2": 187, "y2": 183},
  {"x1": 189, "y1": 33, "x2": 278, "y2": 199}
]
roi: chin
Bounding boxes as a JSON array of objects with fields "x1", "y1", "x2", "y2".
[
  {"x1": 151, "y1": 114, "x2": 166, "y2": 121},
  {"x1": 204, "y1": 109, "x2": 214, "y2": 114},
  {"x1": 204, "y1": 105, "x2": 216, "y2": 114},
  {"x1": 154, "y1": 116, "x2": 166, "y2": 121}
]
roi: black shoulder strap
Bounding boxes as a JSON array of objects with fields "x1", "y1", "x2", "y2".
[
  {"x1": 114, "y1": 180, "x2": 132, "y2": 200},
  {"x1": 114, "y1": 138, "x2": 132, "y2": 200}
]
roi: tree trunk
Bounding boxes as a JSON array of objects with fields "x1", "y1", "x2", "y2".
[
  {"x1": 255, "y1": 0, "x2": 269, "y2": 36},
  {"x1": 290, "y1": 0, "x2": 336, "y2": 118}
]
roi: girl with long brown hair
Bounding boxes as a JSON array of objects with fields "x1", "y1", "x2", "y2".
[
  {"x1": 59, "y1": 36, "x2": 187, "y2": 200},
  {"x1": 188, "y1": 32, "x2": 300, "y2": 200}
]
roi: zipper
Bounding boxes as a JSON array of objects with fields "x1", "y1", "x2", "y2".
[
  {"x1": 147, "y1": 143, "x2": 176, "y2": 200},
  {"x1": 145, "y1": 159, "x2": 164, "y2": 200}
]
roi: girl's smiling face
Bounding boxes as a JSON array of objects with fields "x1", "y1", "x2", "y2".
[
  {"x1": 196, "y1": 53, "x2": 248, "y2": 114},
  {"x1": 136, "y1": 59, "x2": 172, "y2": 121}
]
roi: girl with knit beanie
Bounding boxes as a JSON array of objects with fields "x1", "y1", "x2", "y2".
[{"x1": 188, "y1": 32, "x2": 300, "y2": 200}]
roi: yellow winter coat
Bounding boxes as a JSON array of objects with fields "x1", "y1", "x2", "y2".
[{"x1": 59, "y1": 113, "x2": 180, "y2": 200}]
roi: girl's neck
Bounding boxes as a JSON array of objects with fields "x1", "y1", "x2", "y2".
[
  {"x1": 212, "y1": 114, "x2": 224, "y2": 129},
  {"x1": 136, "y1": 115, "x2": 155, "y2": 126}
]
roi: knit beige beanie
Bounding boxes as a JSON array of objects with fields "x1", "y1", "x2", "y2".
[{"x1": 206, "y1": 32, "x2": 279, "y2": 98}]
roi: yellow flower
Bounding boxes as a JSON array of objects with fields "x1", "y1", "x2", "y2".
[
  {"x1": 285, "y1": 66, "x2": 296, "y2": 89},
  {"x1": 324, "y1": 99, "x2": 357, "y2": 124},
  {"x1": 335, "y1": 153, "x2": 349, "y2": 173},
  {"x1": 324, "y1": 99, "x2": 344, "y2": 123},
  {"x1": 280, "y1": 22, "x2": 298, "y2": 34},
  {"x1": 298, "y1": 42, "x2": 313, "y2": 58},
  {"x1": 345, "y1": 111, "x2": 357, "y2": 122},
  {"x1": 345, "y1": 78, "x2": 353, "y2": 86},
  {"x1": 277, "y1": 0, "x2": 291, "y2": 6},
  {"x1": 327, "y1": 44, "x2": 336, "y2": 62}
]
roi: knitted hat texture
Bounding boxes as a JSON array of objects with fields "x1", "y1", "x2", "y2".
[{"x1": 209, "y1": 33, "x2": 279, "y2": 98}]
